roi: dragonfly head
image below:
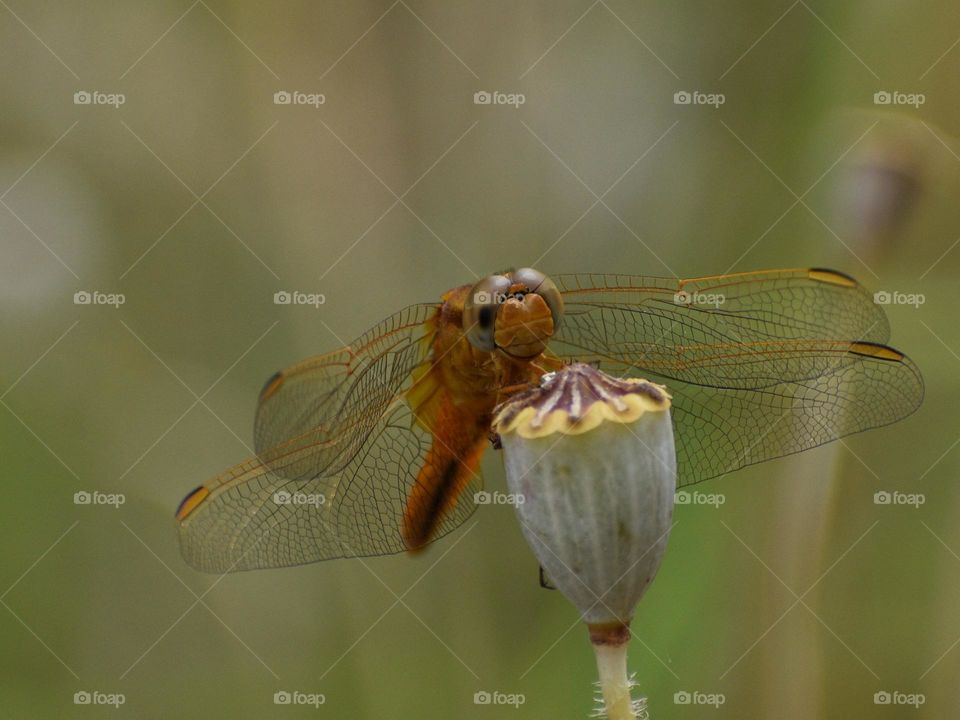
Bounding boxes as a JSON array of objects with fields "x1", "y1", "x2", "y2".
[{"x1": 463, "y1": 268, "x2": 564, "y2": 359}]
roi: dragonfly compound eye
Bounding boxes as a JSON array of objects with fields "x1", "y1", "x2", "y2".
[
  {"x1": 464, "y1": 274, "x2": 512, "y2": 351},
  {"x1": 464, "y1": 269, "x2": 565, "y2": 356},
  {"x1": 490, "y1": 269, "x2": 564, "y2": 359},
  {"x1": 511, "y1": 268, "x2": 563, "y2": 332}
]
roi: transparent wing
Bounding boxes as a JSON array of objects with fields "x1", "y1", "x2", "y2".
[
  {"x1": 176, "y1": 303, "x2": 473, "y2": 571},
  {"x1": 662, "y1": 344, "x2": 923, "y2": 486},
  {"x1": 551, "y1": 267, "x2": 924, "y2": 486},
  {"x1": 178, "y1": 402, "x2": 482, "y2": 572},
  {"x1": 553, "y1": 269, "x2": 891, "y2": 379},
  {"x1": 253, "y1": 303, "x2": 439, "y2": 480}
]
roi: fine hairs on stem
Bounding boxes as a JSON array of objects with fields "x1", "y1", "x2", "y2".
[{"x1": 591, "y1": 642, "x2": 649, "y2": 720}]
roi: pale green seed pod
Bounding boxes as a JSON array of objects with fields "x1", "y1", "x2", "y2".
[
  {"x1": 493, "y1": 364, "x2": 676, "y2": 719},
  {"x1": 493, "y1": 363, "x2": 676, "y2": 630}
]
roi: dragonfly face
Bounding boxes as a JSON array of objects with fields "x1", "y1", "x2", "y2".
[
  {"x1": 462, "y1": 268, "x2": 564, "y2": 359},
  {"x1": 176, "y1": 267, "x2": 923, "y2": 573}
]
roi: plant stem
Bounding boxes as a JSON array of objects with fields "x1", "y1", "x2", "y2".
[{"x1": 593, "y1": 641, "x2": 634, "y2": 720}]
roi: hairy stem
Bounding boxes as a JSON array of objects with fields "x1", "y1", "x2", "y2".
[{"x1": 593, "y1": 642, "x2": 634, "y2": 720}]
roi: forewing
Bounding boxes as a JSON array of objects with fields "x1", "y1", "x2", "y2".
[
  {"x1": 253, "y1": 303, "x2": 439, "y2": 480},
  {"x1": 553, "y1": 269, "x2": 891, "y2": 384},
  {"x1": 176, "y1": 303, "x2": 464, "y2": 571},
  {"x1": 551, "y1": 268, "x2": 922, "y2": 485}
]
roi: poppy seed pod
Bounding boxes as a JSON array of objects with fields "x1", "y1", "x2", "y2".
[{"x1": 493, "y1": 364, "x2": 676, "y2": 719}]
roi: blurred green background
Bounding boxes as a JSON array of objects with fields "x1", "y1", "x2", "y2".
[{"x1": 2, "y1": 1, "x2": 959, "y2": 718}]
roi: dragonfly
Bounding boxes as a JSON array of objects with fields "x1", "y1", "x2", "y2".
[{"x1": 176, "y1": 267, "x2": 923, "y2": 573}]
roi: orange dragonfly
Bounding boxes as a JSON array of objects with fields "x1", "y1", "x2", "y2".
[{"x1": 176, "y1": 267, "x2": 923, "y2": 573}]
